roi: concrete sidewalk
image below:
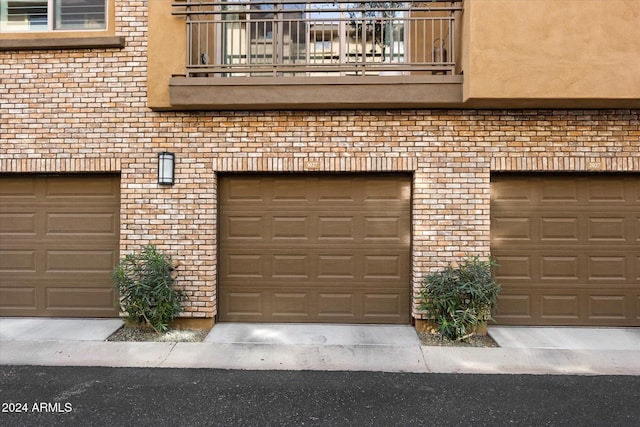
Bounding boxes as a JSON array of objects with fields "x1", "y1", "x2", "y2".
[{"x1": 1, "y1": 318, "x2": 638, "y2": 375}]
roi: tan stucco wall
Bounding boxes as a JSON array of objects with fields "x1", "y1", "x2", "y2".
[
  {"x1": 463, "y1": 0, "x2": 640, "y2": 103},
  {"x1": 147, "y1": 0, "x2": 186, "y2": 108}
]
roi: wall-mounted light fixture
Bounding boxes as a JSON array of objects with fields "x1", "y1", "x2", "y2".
[{"x1": 158, "y1": 152, "x2": 175, "y2": 185}]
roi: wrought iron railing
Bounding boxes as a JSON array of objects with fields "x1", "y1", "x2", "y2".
[{"x1": 172, "y1": 1, "x2": 461, "y2": 77}]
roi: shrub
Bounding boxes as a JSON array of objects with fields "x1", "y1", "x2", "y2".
[
  {"x1": 112, "y1": 245, "x2": 185, "y2": 333},
  {"x1": 420, "y1": 256, "x2": 501, "y2": 341}
]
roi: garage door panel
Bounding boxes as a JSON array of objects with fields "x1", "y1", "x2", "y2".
[
  {"x1": 318, "y1": 255, "x2": 356, "y2": 279},
  {"x1": 225, "y1": 278, "x2": 406, "y2": 290},
  {"x1": 540, "y1": 295, "x2": 580, "y2": 320},
  {"x1": 273, "y1": 180, "x2": 309, "y2": 202},
  {"x1": 496, "y1": 214, "x2": 637, "y2": 245},
  {"x1": 0, "y1": 250, "x2": 37, "y2": 272},
  {"x1": 494, "y1": 255, "x2": 533, "y2": 280},
  {"x1": 318, "y1": 293, "x2": 356, "y2": 318},
  {"x1": 221, "y1": 287, "x2": 407, "y2": 323},
  {"x1": 0, "y1": 287, "x2": 37, "y2": 310},
  {"x1": 364, "y1": 255, "x2": 403, "y2": 279},
  {"x1": 363, "y1": 177, "x2": 411, "y2": 205},
  {"x1": 317, "y1": 178, "x2": 356, "y2": 202},
  {"x1": 495, "y1": 294, "x2": 533, "y2": 319},
  {"x1": 363, "y1": 216, "x2": 404, "y2": 240},
  {"x1": 225, "y1": 292, "x2": 263, "y2": 316},
  {"x1": 364, "y1": 293, "x2": 403, "y2": 317},
  {"x1": 273, "y1": 216, "x2": 309, "y2": 239},
  {"x1": 540, "y1": 217, "x2": 579, "y2": 241},
  {"x1": 219, "y1": 174, "x2": 411, "y2": 324},
  {"x1": 492, "y1": 180, "x2": 532, "y2": 202},
  {"x1": 224, "y1": 178, "x2": 264, "y2": 202},
  {"x1": 588, "y1": 295, "x2": 628, "y2": 320},
  {"x1": 496, "y1": 252, "x2": 578, "y2": 283},
  {"x1": 318, "y1": 216, "x2": 355, "y2": 240},
  {"x1": 492, "y1": 217, "x2": 532, "y2": 241},
  {"x1": 46, "y1": 213, "x2": 118, "y2": 235},
  {"x1": 498, "y1": 254, "x2": 637, "y2": 285},
  {"x1": 496, "y1": 292, "x2": 640, "y2": 326},
  {"x1": 0, "y1": 176, "x2": 38, "y2": 198},
  {"x1": 224, "y1": 289, "x2": 313, "y2": 320},
  {"x1": 46, "y1": 250, "x2": 116, "y2": 273},
  {"x1": 587, "y1": 217, "x2": 627, "y2": 242},
  {"x1": 587, "y1": 256, "x2": 627, "y2": 280},
  {"x1": 540, "y1": 256, "x2": 579, "y2": 280},
  {"x1": 272, "y1": 292, "x2": 312, "y2": 318},
  {"x1": 272, "y1": 255, "x2": 310, "y2": 278},
  {"x1": 44, "y1": 176, "x2": 119, "y2": 199},
  {"x1": 540, "y1": 179, "x2": 579, "y2": 202},
  {"x1": 46, "y1": 287, "x2": 116, "y2": 310},
  {"x1": 224, "y1": 254, "x2": 264, "y2": 278},
  {"x1": 0, "y1": 213, "x2": 37, "y2": 234},
  {"x1": 0, "y1": 174, "x2": 120, "y2": 317},
  {"x1": 491, "y1": 173, "x2": 639, "y2": 326},
  {"x1": 225, "y1": 216, "x2": 265, "y2": 240},
  {"x1": 587, "y1": 180, "x2": 627, "y2": 202},
  {"x1": 224, "y1": 252, "x2": 407, "y2": 283}
]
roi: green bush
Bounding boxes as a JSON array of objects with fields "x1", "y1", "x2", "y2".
[
  {"x1": 112, "y1": 245, "x2": 185, "y2": 333},
  {"x1": 420, "y1": 256, "x2": 501, "y2": 341}
]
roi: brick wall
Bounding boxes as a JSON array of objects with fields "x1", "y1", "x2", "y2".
[{"x1": 1, "y1": 5, "x2": 639, "y2": 320}]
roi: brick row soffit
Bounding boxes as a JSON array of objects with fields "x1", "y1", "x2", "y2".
[{"x1": 1, "y1": 156, "x2": 638, "y2": 175}]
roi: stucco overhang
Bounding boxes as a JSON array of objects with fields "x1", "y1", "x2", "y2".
[{"x1": 167, "y1": 75, "x2": 464, "y2": 111}]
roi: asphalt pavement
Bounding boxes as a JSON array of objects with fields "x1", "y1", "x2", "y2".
[{"x1": 1, "y1": 366, "x2": 639, "y2": 427}]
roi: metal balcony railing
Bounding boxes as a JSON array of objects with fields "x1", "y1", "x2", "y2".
[{"x1": 172, "y1": 1, "x2": 461, "y2": 77}]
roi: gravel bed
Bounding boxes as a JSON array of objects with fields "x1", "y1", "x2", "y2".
[
  {"x1": 107, "y1": 326, "x2": 208, "y2": 342},
  {"x1": 418, "y1": 332, "x2": 499, "y2": 347}
]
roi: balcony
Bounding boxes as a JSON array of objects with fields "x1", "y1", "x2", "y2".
[
  {"x1": 173, "y1": 0, "x2": 460, "y2": 77},
  {"x1": 168, "y1": 0, "x2": 463, "y2": 110}
]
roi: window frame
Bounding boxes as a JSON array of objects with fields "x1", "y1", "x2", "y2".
[
  {"x1": 0, "y1": 0, "x2": 119, "y2": 50},
  {"x1": 1, "y1": 0, "x2": 108, "y2": 33}
]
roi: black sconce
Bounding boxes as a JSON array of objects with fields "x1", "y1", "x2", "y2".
[{"x1": 158, "y1": 152, "x2": 175, "y2": 185}]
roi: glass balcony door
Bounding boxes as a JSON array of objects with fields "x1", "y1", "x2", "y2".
[{"x1": 221, "y1": 1, "x2": 307, "y2": 76}]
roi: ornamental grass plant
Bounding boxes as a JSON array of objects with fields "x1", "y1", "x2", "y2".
[
  {"x1": 420, "y1": 256, "x2": 501, "y2": 341},
  {"x1": 112, "y1": 245, "x2": 185, "y2": 333}
]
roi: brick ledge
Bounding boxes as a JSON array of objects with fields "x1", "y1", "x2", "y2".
[{"x1": 0, "y1": 36, "x2": 125, "y2": 51}]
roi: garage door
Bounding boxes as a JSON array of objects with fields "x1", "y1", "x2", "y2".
[
  {"x1": 491, "y1": 173, "x2": 640, "y2": 326},
  {"x1": 218, "y1": 174, "x2": 411, "y2": 324},
  {"x1": 0, "y1": 174, "x2": 120, "y2": 317}
]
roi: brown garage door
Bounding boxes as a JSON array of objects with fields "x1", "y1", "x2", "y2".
[
  {"x1": 0, "y1": 174, "x2": 120, "y2": 317},
  {"x1": 218, "y1": 174, "x2": 411, "y2": 324},
  {"x1": 491, "y1": 173, "x2": 640, "y2": 326}
]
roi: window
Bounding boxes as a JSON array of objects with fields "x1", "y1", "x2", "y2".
[{"x1": 0, "y1": 0, "x2": 106, "y2": 32}]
